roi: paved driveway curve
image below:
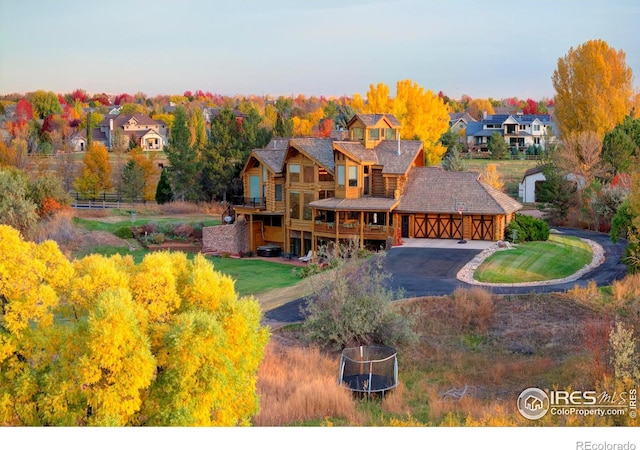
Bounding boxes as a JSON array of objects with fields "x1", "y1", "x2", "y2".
[{"x1": 263, "y1": 228, "x2": 628, "y2": 324}]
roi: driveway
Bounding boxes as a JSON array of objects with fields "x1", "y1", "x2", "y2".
[{"x1": 263, "y1": 228, "x2": 628, "y2": 324}]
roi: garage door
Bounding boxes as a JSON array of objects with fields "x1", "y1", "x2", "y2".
[
  {"x1": 414, "y1": 214, "x2": 462, "y2": 239},
  {"x1": 471, "y1": 215, "x2": 494, "y2": 240}
]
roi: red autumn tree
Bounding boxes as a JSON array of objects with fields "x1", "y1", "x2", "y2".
[
  {"x1": 115, "y1": 93, "x2": 133, "y2": 105},
  {"x1": 15, "y1": 98, "x2": 33, "y2": 121},
  {"x1": 316, "y1": 118, "x2": 334, "y2": 137},
  {"x1": 71, "y1": 89, "x2": 88, "y2": 103},
  {"x1": 522, "y1": 98, "x2": 538, "y2": 114}
]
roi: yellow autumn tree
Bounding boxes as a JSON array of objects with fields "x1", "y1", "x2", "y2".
[
  {"x1": 363, "y1": 82, "x2": 392, "y2": 114},
  {"x1": 74, "y1": 142, "x2": 112, "y2": 199},
  {"x1": 393, "y1": 79, "x2": 450, "y2": 165},
  {"x1": 128, "y1": 148, "x2": 159, "y2": 201},
  {"x1": 552, "y1": 39, "x2": 634, "y2": 139},
  {"x1": 292, "y1": 116, "x2": 313, "y2": 137},
  {"x1": 0, "y1": 227, "x2": 269, "y2": 426},
  {"x1": 481, "y1": 163, "x2": 504, "y2": 191},
  {"x1": 466, "y1": 98, "x2": 495, "y2": 121}
]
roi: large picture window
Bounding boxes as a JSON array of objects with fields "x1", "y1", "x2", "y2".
[
  {"x1": 348, "y1": 166, "x2": 357, "y2": 187},
  {"x1": 303, "y1": 192, "x2": 314, "y2": 220},
  {"x1": 290, "y1": 191, "x2": 300, "y2": 219}
]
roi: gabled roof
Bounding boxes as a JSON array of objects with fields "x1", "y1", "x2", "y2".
[
  {"x1": 332, "y1": 139, "x2": 422, "y2": 175},
  {"x1": 253, "y1": 148, "x2": 286, "y2": 174},
  {"x1": 347, "y1": 114, "x2": 401, "y2": 129},
  {"x1": 289, "y1": 138, "x2": 335, "y2": 172},
  {"x1": 98, "y1": 112, "x2": 165, "y2": 128},
  {"x1": 243, "y1": 138, "x2": 288, "y2": 174},
  {"x1": 449, "y1": 112, "x2": 476, "y2": 123},
  {"x1": 333, "y1": 141, "x2": 377, "y2": 164},
  {"x1": 397, "y1": 167, "x2": 522, "y2": 215},
  {"x1": 522, "y1": 165, "x2": 547, "y2": 180}
]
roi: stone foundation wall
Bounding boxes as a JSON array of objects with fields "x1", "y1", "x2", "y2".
[{"x1": 202, "y1": 221, "x2": 248, "y2": 255}]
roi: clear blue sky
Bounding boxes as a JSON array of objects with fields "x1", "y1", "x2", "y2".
[{"x1": 1, "y1": 0, "x2": 638, "y2": 101}]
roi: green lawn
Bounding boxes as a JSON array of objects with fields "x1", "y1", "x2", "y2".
[
  {"x1": 464, "y1": 158, "x2": 540, "y2": 197},
  {"x1": 73, "y1": 217, "x2": 220, "y2": 233},
  {"x1": 206, "y1": 257, "x2": 301, "y2": 297},
  {"x1": 473, "y1": 234, "x2": 592, "y2": 283},
  {"x1": 71, "y1": 245, "x2": 301, "y2": 297}
]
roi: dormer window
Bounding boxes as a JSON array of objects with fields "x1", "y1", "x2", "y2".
[
  {"x1": 369, "y1": 129, "x2": 379, "y2": 140},
  {"x1": 385, "y1": 128, "x2": 397, "y2": 140},
  {"x1": 352, "y1": 128, "x2": 364, "y2": 140}
]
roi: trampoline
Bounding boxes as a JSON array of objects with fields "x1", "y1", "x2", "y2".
[{"x1": 338, "y1": 345, "x2": 398, "y2": 397}]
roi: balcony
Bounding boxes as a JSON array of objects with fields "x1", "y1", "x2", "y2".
[
  {"x1": 313, "y1": 221, "x2": 389, "y2": 239},
  {"x1": 233, "y1": 196, "x2": 266, "y2": 209}
]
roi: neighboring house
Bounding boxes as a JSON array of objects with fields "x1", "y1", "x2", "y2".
[
  {"x1": 234, "y1": 113, "x2": 522, "y2": 258},
  {"x1": 518, "y1": 166, "x2": 547, "y2": 203},
  {"x1": 69, "y1": 112, "x2": 167, "y2": 152},
  {"x1": 464, "y1": 113, "x2": 556, "y2": 154},
  {"x1": 449, "y1": 112, "x2": 476, "y2": 135},
  {"x1": 204, "y1": 107, "x2": 246, "y2": 125}
]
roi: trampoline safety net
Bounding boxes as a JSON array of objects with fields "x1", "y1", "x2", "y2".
[{"x1": 338, "y1": 345, "x2": 398, "y2": 394}]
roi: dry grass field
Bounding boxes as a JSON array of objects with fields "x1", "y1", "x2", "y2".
[{"x1": 257, "y1": 284, "x2": 639, "y2": 426}]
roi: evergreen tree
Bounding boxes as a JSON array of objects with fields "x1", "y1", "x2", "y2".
[
  {"x1": 201, "y1": 108, "x2": 242, "y2": 202},
  {"x1": 164, "y1": 106, "x2": 199, "y2": 201},
  {"x1": 488, "y1": 131, "x2": 508, "y2": 160},
  {"x1": 121, "y1": 159, "x2": 146, "y2": 204},
  {"x1": 155, "y1": 167, "x2": 173, "y2": 204},
  {"x1": 86, "y1": 111, "x2": 92, "y2": 149}
]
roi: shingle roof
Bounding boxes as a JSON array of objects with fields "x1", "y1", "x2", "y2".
[
  {"x1": 253, "y1": 148, "x2": 286, "y2": 174},
  {"x1": 309, "y1": 196, "x2": 399, "y2": 211},
  {"x1": 333, "y1": 141, "x2": 377, "y2": 163},
  {"x1": 98, "y1": 112, "x2": 164, "y2": 128},
  {"x1": 290, "y1": 138, "x2": 335, "y2": 172},
  {"x1": 397, "y1": 167, "x2": 522, "y2": 215},
  {"x1": 522, "y1": 165, "x2": 547, "y2": 180},
  {"x1": 375, "y1": 140, "x2": 423, "y2": 174}
]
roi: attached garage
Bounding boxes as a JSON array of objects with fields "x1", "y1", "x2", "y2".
[{"x1": 396, "y1": 168, "x2": 522, "y2": 242}]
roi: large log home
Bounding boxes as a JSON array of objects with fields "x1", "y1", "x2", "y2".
[{"x1": 233, "y1": 114, "x2": 522, "y2": 259}]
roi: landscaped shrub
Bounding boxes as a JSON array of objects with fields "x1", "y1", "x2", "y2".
[
  {"x1": 141, "y1": 222, "x2": 157, "y2": 235},
  {"x1": 172, "y1": 223, "x2": 195, "y2": 239},
  {"x1": 301, "y1": 253, "x2": 416, "y2": 350},
  {"x1": 505, "y1": 213, "x2": 550, "y2": 243},
  {"x1": 114, "y1": 226, "x2": 134, "y2": 239},
  {"x1": 150, "y1": 232, "x2": 165, "y2": 244}
]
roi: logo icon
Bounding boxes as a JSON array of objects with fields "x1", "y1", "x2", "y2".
[{"x1": 517, "y1": 387, "x2": 549, "y2": 420}]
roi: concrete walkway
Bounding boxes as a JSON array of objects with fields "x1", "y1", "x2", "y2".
[{"x1": 396, "y1": 237, "x2": 496, "y2": 250}]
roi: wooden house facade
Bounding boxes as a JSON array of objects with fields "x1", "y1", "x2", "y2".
[{"x1": 234, "y1": 114, "x2": 522, "y2": 260}]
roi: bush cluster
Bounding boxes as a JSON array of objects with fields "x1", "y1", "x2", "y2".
[{"x1": 505, "y1": 213, "x2": 549, "y2": 243}]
